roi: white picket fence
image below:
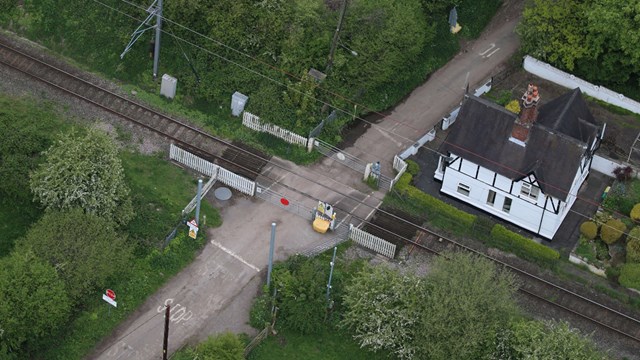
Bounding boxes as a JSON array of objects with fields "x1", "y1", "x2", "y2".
[
  {"x1": 169, "y1": 144, "x2": 256, "y2": 196},
  {"x1": 524, "y1": 55, "x2": 640, "y2": 115},
  {"x1": 349, "y1": 224, "x2": 396, "y2": 258},
  {"x1": 217, "y1": 166, "x2": 256, "y2": 195},
  {"x1": 170, "y1": 144, "x2": 218, "y2": 176},
  {"x1": 390, "y1": 155, "x2": 408, "y2": 189},
  {"x1": 242, "y1": 112, "x2": 308, "y2": 147}
]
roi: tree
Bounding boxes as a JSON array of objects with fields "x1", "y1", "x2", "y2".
[
  {"x1": 341, "y1": 266, "x2": 423, "y2": 359},
  {"x1": 0, "y1": 249, "x2": 71, "y2": 354},
  {"x1": 195, "y1": 332, "x2": 244, "y2": 360},
  {"x1": 30, "y1": 128, "x2": 133, "y2": 225},
  {"x1": 271, "y1": 255, "x2": 327, "y2": 334},
  {"x1": 16, "y1": 209, "x2": 132, "y2": 302},
  {"x1": 413, "y1": 252, "x2": 519, "y2": 359},
  {"x1": 490, "y1": 320, "x2": 608, "y2": 359}
]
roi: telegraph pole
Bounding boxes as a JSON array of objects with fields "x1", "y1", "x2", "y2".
[
  {"x1": 325, "y1": 0, "x2": 348, "y2": 73},
  {"x1": 162, "y1": 304, "x2": 170, "y2": 360},
  {"x1": 152, "y1": 0, "x2": 163, "y2": 79}
]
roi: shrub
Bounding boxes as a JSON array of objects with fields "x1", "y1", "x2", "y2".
[
  {"x1": 594, "y1": 239, "x2": 610, "y2": 261},
  {"x1": 619, "y1": 263, "x2": 640, "y2": 290},
  {"x1": 626, "y1": 231, "x2": 640, "y2": 263},
  {"x1": 249, "y1": 290, "x2": 272, "y2": 329},
  {"x1": 606, "y1": 265, "x2": 622, "y2": 282},
  {"x1": 579, "y1": 221, "x2": 598, "y2": 240},
  {"x1": 613, "y1": 166, "x2": 633, "y2": 182},
  {"x1": 405, "y1": 159, "x2": 420, "y2": 176},
  {"x1": 600, "y1": 219, "x2": 626, "y2": 244},
  {"x1": 505, "y1": 100, "x2": 521, "y2": 114},
  {"x1": 489, "y1": 225, "x2": 560, "y2": 266},
  {"x1": 393, "y1": 173, "x2": 476, "y2": 234},
  {"x1": 631, "y1": 204, "x2": 640, "y2": 221}
]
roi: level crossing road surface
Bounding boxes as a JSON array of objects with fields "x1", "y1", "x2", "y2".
[{"x1": 90, "y1": 2, "x2": 523, "y2": 358}]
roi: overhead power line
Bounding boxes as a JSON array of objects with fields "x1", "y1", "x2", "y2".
[{"x1": 88, "y1": 0, "x2": 631, "y2": 230}]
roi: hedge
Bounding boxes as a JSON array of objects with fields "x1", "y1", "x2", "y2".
[
  {"x1": 619, "y1": 263, "x2": 640, "y2": 290},
  {"x1": 393, "y1": 173, "x2": 476, "y2": 234},
  {"x1": 489, "y1": 225, "x2": 560, "y2": 266}
]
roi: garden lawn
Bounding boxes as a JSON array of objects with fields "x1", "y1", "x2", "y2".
[{"x1": 248, "y1": 328, "x2": 389, "y2": 360}]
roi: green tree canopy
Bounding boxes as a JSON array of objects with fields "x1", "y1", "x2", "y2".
[
  {"x1": 414, "y1": 252, "x2": 519, "y2": 359},
  {"x1": 0, "y1": 249, "x2": 71, "y2": 354},
  {"x1": 16, "y1": 209, "x2": 132, "y2": 302},
  {"x1": 519, "y1": 0, "x2": 640, "y2": 92},
  {"x1": 490, "y1": 320, "x2": 609, "y2": 359},
  {"x1": 341, "y1": 266, "x2": 423, "y2": 359},
  {"x1": 30, "y1": 128, "x2": 133, "y2": 225},
  {"x1": 341, "y1": 252, "x2": 519, "y2": 359}
]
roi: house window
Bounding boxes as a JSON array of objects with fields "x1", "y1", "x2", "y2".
[
  {"x1": 457, "y1": 183, "x2": 470, "y2": 196},
  {"x1": 487, "y1": 190, "x2": 496, "y2": 206},
  {"x1": 503, "y1": 197, "x2": 512, "y2": 213},
  {"x1": 520, "y1": 182, "x2": 539, "y2": 200}
]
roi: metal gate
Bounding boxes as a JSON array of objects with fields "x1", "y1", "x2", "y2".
[{"x1": 254, "y1": 184, "x2": 314, "y2": 218}]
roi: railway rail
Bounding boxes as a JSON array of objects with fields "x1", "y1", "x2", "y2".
[
  {"x1": 2, "y1": 38, "x2": 639, "y2": 346},
  {"x1": 368, "y1": 209, "x2": 640, "y2": 344},
  {"x1": 0, "y1": 41, "x2": 269, "y2": 180}
]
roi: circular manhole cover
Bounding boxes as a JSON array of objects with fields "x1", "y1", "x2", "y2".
[{"x1": 214, "y1": 187, "x2": 232, "y2": 201}]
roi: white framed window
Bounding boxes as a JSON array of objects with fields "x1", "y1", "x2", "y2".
[
  {"x1": 487, "y1": 190, "x2": 496, "y2": 206},
  {"x1": 520, "y1": 182, "x2": 539, "y2": 200},
  {"x1": 503, "y1": 197, "x2": 512, "y2": 213},
  {"x1": 457, "y1": 183, "x2": 470, "y2": 196}
]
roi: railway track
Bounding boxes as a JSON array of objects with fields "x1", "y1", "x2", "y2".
[
  {"x1": 369, "y1": 209, "x2": 640, "y2": 344},
  {"x1": 2, "y1": 37, "x2": 639, "y2": 345},
  {"x1": 0, "y1": 41, "x2": 270, "y2": 180}
]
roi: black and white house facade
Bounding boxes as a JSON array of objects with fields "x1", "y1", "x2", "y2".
[{"x1": 434, "y1": 85, "x2": 605, "y2": 239}]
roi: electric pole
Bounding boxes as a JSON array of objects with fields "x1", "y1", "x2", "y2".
[
  {"x1": 267, "y1": 223, "x2": 276, "y2": 287},
  {"x1": 325, "y1": 0, "x2": 348, "y2": 74},
  {"x1": 153, "y1": 0, "x2": 163, "y2": 79},
  {"x1": 162, "y1": 304, "x2": 170, "y2": 360},
  {"x1": 120, "y1": 0, "x2": 163, "y2": 79}
]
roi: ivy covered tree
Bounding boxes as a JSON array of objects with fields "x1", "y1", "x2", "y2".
[
  {"x1": 0, "y1": 249, "x2": 71, "y2": 354},
  {"x1": 16, "y1": 209, "x2": 132, "y2": 303},
  {"x1": 30, "y1": 128, "x2": 133, "y2": 225}
]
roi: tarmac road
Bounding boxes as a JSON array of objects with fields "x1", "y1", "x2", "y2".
[{"x1": 90, "y1": 1, "x2": 524, "y2": 358}]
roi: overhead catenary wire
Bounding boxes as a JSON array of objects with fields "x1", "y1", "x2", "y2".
[{"x1": 86, "y1": 0, "x2": 636, "y2": 235}]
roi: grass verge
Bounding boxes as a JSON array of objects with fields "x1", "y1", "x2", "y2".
[{"x1": 247, "y1": 327, "x2": 389, "y2": 360}]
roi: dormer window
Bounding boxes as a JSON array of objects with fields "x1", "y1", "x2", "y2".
[{"x1": 520, "y1": 182, "x2": 539, "y2": 200}]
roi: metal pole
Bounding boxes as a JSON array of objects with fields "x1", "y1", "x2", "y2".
[
  {"x1": 326, "y1": 246, "x2": 337, "y2": 301},
  {"x1": 195, "y1": 178, "x2": 203, "y2": 225},
  {"x1": 267, "y1": 222, "x2": 276, "y2": 287},
  {"x1": 153, "y1": 0, "x2": 163, "y2": 79},
  {"x1": 325, "y1": 0, "x2": 348, "y2": 73},
  {"x1": 162, "y1": 304, "x2": 170, "y2": 360}
]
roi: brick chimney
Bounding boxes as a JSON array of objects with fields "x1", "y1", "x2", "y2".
[{"x1": 510, "y1": 84, "x2": 540, "y2": 145}]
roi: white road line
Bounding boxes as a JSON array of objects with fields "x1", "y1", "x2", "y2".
[
  {"x1": 210, "y1": 240, "x2": 260, "y2": 272},
  {"x1": 485, "y1": 48, "x2": 500, "y2": 58},
  {"x1": 478, "y1": 43, "x2": 495, "y2": 56}
]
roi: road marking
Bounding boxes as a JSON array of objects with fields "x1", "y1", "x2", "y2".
[
  {"x1": 479, "y1": 43, "x2": 495, "y2": 56},
  {"x1": 210, "y1": 239, "x2": 260, "y2": 272},
  {"x1": 485, "y1": 48, "x2": 500, "y2": 58}
]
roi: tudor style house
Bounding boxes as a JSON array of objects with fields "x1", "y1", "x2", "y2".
[{"x1": 434, "y1": 85, "x2": 605, "y2": 239}]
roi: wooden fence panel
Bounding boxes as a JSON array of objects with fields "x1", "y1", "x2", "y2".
[
  {"x1": 349, "y1": 224, "x2": 396, "y2": 258},
  {"x1": 243, "y1": 112, "x2": 308, "y2": 146},
  {"x1": 217, "y1": 167, "x2": 256, "y2": 196}
]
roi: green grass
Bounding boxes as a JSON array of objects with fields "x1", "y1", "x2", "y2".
[
  {"x1": 31, "y1": 232, "x2": 206, "y2": 359},
  {"x1": 247, "y1": 328, "x2": 389, "y2": 360},
  {"x1": 27, "y1": 152, "x2": 223, "y2": 358},
  {"x1": 575, "y1": 237, "x2": 597, "y2": 263},
  {"x1": 121, "y1": 150, "x2": 221, "y2": 246},
  {"x1": 0, "y1": 201, "x2": 42, "y2": 256}
]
